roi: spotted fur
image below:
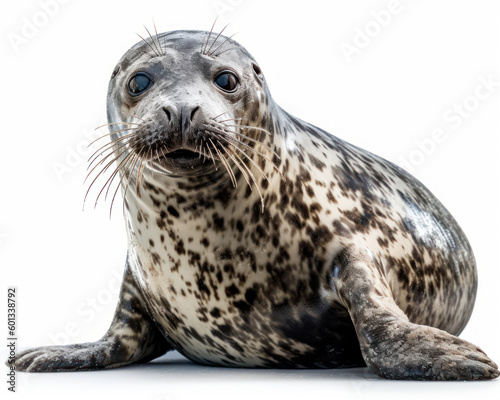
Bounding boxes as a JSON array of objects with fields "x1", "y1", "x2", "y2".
[{"x1": 9, "y1": 30, "x2": 498, "y2": 380}]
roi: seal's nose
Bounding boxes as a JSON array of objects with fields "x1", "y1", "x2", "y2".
[
  {"x1": 162, "y1": 105, "x2": 173, "y2": 122},
  {"x1": 162, "y1": 104, "x2": 201, "y2": 129},
  {"x1": 180, "y1": 105, "x2": 200, "y2": 132},
  {"x1": 188, "y1": 106, "x2": 200, "y2": 122},
  {"x1": 180, "y1": 106, "x2": 200, "y2": 130}
]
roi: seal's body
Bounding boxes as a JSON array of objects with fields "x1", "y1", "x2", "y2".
[{"x1": 11, "y1": 30, "x2": 499, "y2": 380}]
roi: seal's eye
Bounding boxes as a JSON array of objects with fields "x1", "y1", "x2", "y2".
[
  {"x1": 128, "y1": 72, "x2": 153, "y2": 96},
  {"x1": 214, "y1": 71, "x2": 238, "y2": 92}
]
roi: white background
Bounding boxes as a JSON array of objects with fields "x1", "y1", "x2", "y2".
[{"x1": 1, "y1": 0, "x2": 499, "y2": 399}]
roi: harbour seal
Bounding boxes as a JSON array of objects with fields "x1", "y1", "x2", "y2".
[{"x1": 9, "y1": 29, "x2": 499, "y2": 380}]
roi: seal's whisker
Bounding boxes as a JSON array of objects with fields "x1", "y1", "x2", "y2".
[
  {"x1": 117, "y1": 152, "x2": 142, "y2": 216},
  {"x1": 208, "y1": 138, "x2": 225, "y2": 171},
  {"x1": 206, "y1": 23, "x2": 230, "y2": 56},
  {"x1": 129, "y1": 144, "x2": 146, "y2": 197},
  {"x1": 83, "y1": 146, "x2": 130, "y2": 209},
  {"x1": 206, "y1": 128, "x2": 269, "y2": 192},
  {"x1": 106, "y1": 144, "x2": 141, "y2": 202},
  {"x1": 210, "y1": 32, "x2": 238, "y2": 57},
  {"x1": 234, "y1": 92, "x2": 253, "y2": 107},
  {"x1": 211, "y1": 125, "x2": 277, "y2": 157},
  {"x1": 108, "y1": 149, "x2": 140, "y2": 211},
  {"x1": 221, "y1": 143, "x2": 251, "y2": 189},
  {"x1": 86, "y1": 150, "x2": 117, "y2": 182},
  {"x1": 120, "y1": 169, "x2": 134, "y2": 213},
  {"x1": 154, "y1": 147, "x2": 163, "y2": 167},
  {"x1": 216, "y1": 118, "x2": 243, "y2": 124},
  {"x1": 152, "y1": 19, "x2": 165, "y2": 57},
  {"x1": 89, "y1": 141, "x2": 134, "y2": 186},
  {"x1": 110, "y1": 152, "x2": 140, "y2": 216},
  {"x1": 223, "y1": 124, "x2": 271, "y2": 136},
  {"x1": 137, "y1": 33, "x2": 161, "y2": 58},
  {"x1": 87, "y1": 132, "x2": 135, "y2": 165},
  {"x1": 136, "y1": 49, "x2": 153, "y2": 58},
  {"x1": 130, "y1": 152, "x2": 144, "y2": 198},
  {"x1": 144, "y1": 25, "x2": 163, "y2": 58},
  {"x1": 132, "y1": 112, "x2": 145, "y2": 122},
  {"x1": 214, "y1": 134, "x2": 269, "y2": 184},
  {"x1": 135, "y1": 158, "x2": 144, "y2": 196},
  {"x1": 87, "y1": 145, "x2": 127, "y2": 177},
  {"x1": 210, "y1": 130, "x2": 280, "y2": 175},
  {"x1": 85, "y1": 138, "x2": 132, "y2": 183},
  {"x1": 206, "y1": 141, "x2": 218, "y2": 171},
  {"x1": 202, "y1": 16, "x2": 219, "y2": 55},
  {"x1": 230, "y1": 146, "x2": 254, "y2": 193},
  {"x1": 95, "y1": 122, "x2": 140, "y2": 130},
  {"x1": 213, "y1": 45, "x2": 239, "y2": 58},
  {"x1": 95, "y1": 150, "x2": 137, "y2": 208},
  {"x1": 87, "y1": 143, "x2": 117, "y2": 169},
  {"x1": 136, "y1": 146, "x2": 150, "y2": 195},
  {"x1": 201, "y1": 142, "x2": 208, "y2": 163},
  {"x1": 105, "y1": 148, "x2": 138, "y2": 202},
  {"x1": 211, "y1": 110, "x2": 232, "y2": 121},
  {"x1": 148, "y1": 147, "x2": 154, "y2": 164},
  {"x1": 219, "y1": 148, "x2": 237, "y2": 187},
  {"x1": 222, "y1": 133, "x2": 283, "y2": 179},
  {"x1": 88, "y1": 127, "x2": 137, "y2": 148},
  {"x1": 224, "y1": 130, "x2": 275, "y2": 153},
  {"x1": 87, "y1": 135, "x2": 134, "y2": 172},
  {"x1": 158, "y1": 143, "x2": 169, "y2": 161},
  {"x1": 214, "y1": 140, "x2": 237, "y2": 187},
  {"x1": 136, "y1": 156, "x2": 146, "y2": 195},
  {"x1": 229, "y1": 144, "x2": 265, "y2": 211}
]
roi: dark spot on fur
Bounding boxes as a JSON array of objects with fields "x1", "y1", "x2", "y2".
[
  {"x1": 225, "y1": 284, "x2": 240, "y2": 297},
  {"x1": 298, "y1": 240, "x2": 314, "y2": 259},
  {"x1": 234, "y1": 300, "x2": 251, "y2": 314},
  {"x1": 245, "y1": 288, "x2": 257, "y2": 304},
  {"x1": 210, "y1": 307, "x2": 221, "y2": 318},
  {"x1": 167, "y1": 206, "x2": 179, "y2": 218},
  {"x1": 309, "y1": 154, "x2": 326, "y2": 171},
  {"x1": 175, "y1": 239, "x2": 186, "y2": 255},
  {"x1": 219, "y1": 248, "x2": 233, "y2": 260},
  {"x1": 213, "y1": 213, "x2": 225, "y2": 232},
  {"x1": 306, "y1": 185, "x2": 315, "y2": 198},
  {"x1": 197, "y1": 279, "x2": 210, "y2": 296},
  {"x1": 285, "y1": 212, "x2": 303, "y2": 229},
  {"x1": 236, "y1": 220, "x2": 244, "y2": 232}
]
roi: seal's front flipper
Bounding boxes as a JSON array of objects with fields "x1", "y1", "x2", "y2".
[
  {"x1": 9, "y1": 257, "x2": 172, "y2": 372},
  {"x1": 331, "y1": 248, "x2": 499, "y2": 380}
]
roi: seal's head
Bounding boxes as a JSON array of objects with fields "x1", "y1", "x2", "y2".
[{"x1": 105, "y1": 30, "x2": 273, "y2": 185}]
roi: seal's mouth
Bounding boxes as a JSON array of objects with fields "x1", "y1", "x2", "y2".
[
  {"x1": 151, "y1": 146, "x2": 213, "y2": 174},
  {"x1": 163, "y1": 149, "x2": 200, "y2": 161}
]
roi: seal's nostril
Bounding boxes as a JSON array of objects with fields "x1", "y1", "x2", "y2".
[
  {"x1": 190, "y1": 106, "x2": 200, "y2": 122},
  {"x1": 163, "y1": 107, "x2": 172, "y2": 121}
]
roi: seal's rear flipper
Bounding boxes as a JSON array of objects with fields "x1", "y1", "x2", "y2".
[
  {"x1": 8, "y1": 257, "x2": 172, "y2": 372},
  {"x1": 330, "y1": 248, "x2": 499, "y2": 380}
]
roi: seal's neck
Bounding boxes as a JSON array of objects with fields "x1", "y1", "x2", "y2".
[{"x1": 124, "y1": 167, "x2": 233, "y2": 216}]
